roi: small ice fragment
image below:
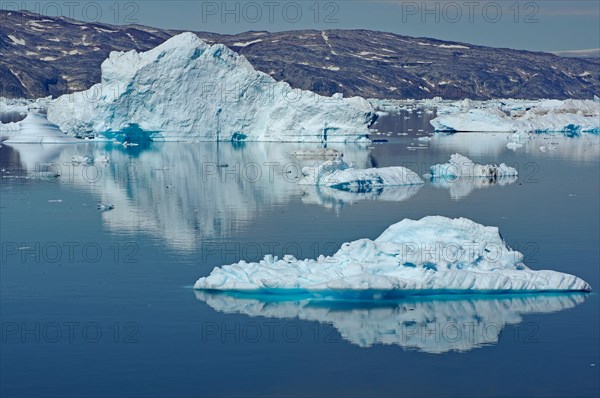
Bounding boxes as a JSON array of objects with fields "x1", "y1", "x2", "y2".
[
  {"x1": 506, "y1": 142, "x2": 523, "y2": 150},
  {"x1": 72, "y1": 155, "x2": 91, "y2": 164},
  {"x1": 94, "y1": 154, "x2": 110, "y2": 163}
]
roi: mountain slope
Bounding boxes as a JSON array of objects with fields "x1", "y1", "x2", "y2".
[{"x1": 1, "y1": 10, "x2": 598, "y2": 100}]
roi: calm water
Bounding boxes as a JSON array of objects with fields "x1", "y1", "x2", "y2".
[{"x1": 1, "y1": 113, "x2": 599, "y2": 398}]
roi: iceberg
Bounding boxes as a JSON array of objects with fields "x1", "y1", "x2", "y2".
[
  {"x1": 0, "y1": 121, "x2": 21, "y2": 140},
  {"x1": 429, "y1": 153, "x2": 518, "y2": 180},
  {"x1": 0, "y1": 96, "x2": 51, "y2": 113},
  {"x1": 299, "y1": 157, "x2": 424, "y2": 191},
  {"x1": 194, "y1": 216, "x2": 591, "y2": 294},
  {"x1": 47, "y1": 33, "x2": 377, "y2": 142},
  {"x1": 430, "y1": 99, "x2": 600, "y2": 134},
  {"x1": 3, "y1": 112, "x2": 79, "y2": 144},
  {"x1": 196, "y1": 291, "x2": 587, "y2": 352}
]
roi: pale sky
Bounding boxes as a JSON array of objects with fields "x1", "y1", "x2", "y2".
[{"x1": 4, "y1": 0, "x2": 599, "y2": 52}]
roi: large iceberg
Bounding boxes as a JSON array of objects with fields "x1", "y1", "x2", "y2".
[
  {"x1": 431, "y1": 99, "x2": 600, "y2": 134},
  {"x1": 298, "y1": 158, "x2": 424, "y2": 191},
  {"x1": 47, "y1": 33, "x2": 376, "y2": 142},
  {"x1": 194, "y1": 216, "x2": 590, "y2": 294},
  {"x1": 429, "y1": 153, "x2": 518, "y2": 180}
]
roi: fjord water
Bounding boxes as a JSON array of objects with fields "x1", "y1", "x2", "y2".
[{"x1": 1, "y1": 117, "x2": 599, "y2": 397}]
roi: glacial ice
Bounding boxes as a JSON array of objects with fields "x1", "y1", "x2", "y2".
[
  {"x1": 47, "y1": 33, "x2": 377, "y2": 142},
  {"x1": 196, "y1": 291, "x2": 587, "y2": 351},
  {"x1": 298, "y1": 157, "x2": 424, "y2": 191},
  {"x1": 429, "y1": 98, "x2": 600, "y2": 134},
  {"x1": 194, "y1": 216, "x2": 591, "y2": 293},
  {"x1": 0, "y1": 96, "x2": 50, "y2": 113},
  {"x1": 429, "y1": 153, "x2": 518, "y2": 179},
  {"x1": 3, "y1": 112, "x2": 79, "y2": 144},
  {"x1": 427, "y1": 154, "x2": 520, "y2": 198}
]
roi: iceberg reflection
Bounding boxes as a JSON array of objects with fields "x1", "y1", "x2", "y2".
[
  {"x1": 195, "y1": 291, "x2": 587, "y2": 353},
  {"x1": 430, "y1": 176, "x2": 518, "y2": 200},
  {"x1": 301, "y1": 184, "x2": 422, "y2": 211},
  {"x1": 1, "y1": 142, "x2": 373, "y2": 249}
]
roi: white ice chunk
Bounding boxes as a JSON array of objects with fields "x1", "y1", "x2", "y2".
[
  {"x1": 194, "y1": 216, "x2": 591, "y2": 293},
  {"x1": 299, "y1": 158, "x2": 424, "y2": 191},
  {"x1": 429, "y1": 153, "x2": 518, "y2": 179}
]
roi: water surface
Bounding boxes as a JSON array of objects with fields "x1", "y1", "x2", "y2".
[{"x1": 1, "y1": 118, "x2": 599, "y2": 397}]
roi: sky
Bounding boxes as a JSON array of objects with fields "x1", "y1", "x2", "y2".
[{"x1": 2, "y1": 0, "x2": 599, "y2": 52}]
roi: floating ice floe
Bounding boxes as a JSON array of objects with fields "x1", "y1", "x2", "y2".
[
  {"x1": 428, "y1": 154, "x2": 518, "y2": 199},
  {"x1": 194, "y1": 216, "x2": 591, "y2": 294},
  {"x1": 71, "y1": 155, "x2": 91, "y2": 164},
  {"x1": 290, "y1": 148, "x2": 342, "y2": 159},
  {"x1": 196, "y1": 291, "x2": 587, "y2": 352},
  {"x1": 2, "y1": 112, "x2": 79, "y2": 144},
  {"x1": 299, "y1": 158, "x2": 424, "y2": 191},
  {"x1": 47, "y1": 32, "x2": 376, "y2": 142},
  {"x1": 429, "y1": 153, "x2": 518, "y2": 180},
  {"x1": 94, "y1": 154, "x2": 110, "y2": 164},
  {"x1": 506, "y1": 142, "x2": 524, "y2": 150}
]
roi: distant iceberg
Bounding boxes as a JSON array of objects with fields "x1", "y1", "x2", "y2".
[
  {"x1": 3, "y1": 112, "x2": 79, "y2": 144},
  {"x1": 429, "y1": 153, "x2": 518, "y2": 180},
  {"x1": 430, "y1": 99, "x2": 600, "y2": 134},
  {"x1": 427, "y1": 154, "x2": 518, "y2": 199},
  {"x1": 47, "y1": 33, "x2": 377, "y2": 142},
  {"x1": 196, "y1": 291, "x2": 587, "y2": 352},
  {"x1": 299, "y1": 158, "x2": 424, "y2": 191},
  {"x1": 194, "y1": 216, "x2": 591, "y2": 294}
]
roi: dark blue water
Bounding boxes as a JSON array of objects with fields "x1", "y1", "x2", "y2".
[{"x1": 1, "y1": 121, "x2": 599, "y2": 397}]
